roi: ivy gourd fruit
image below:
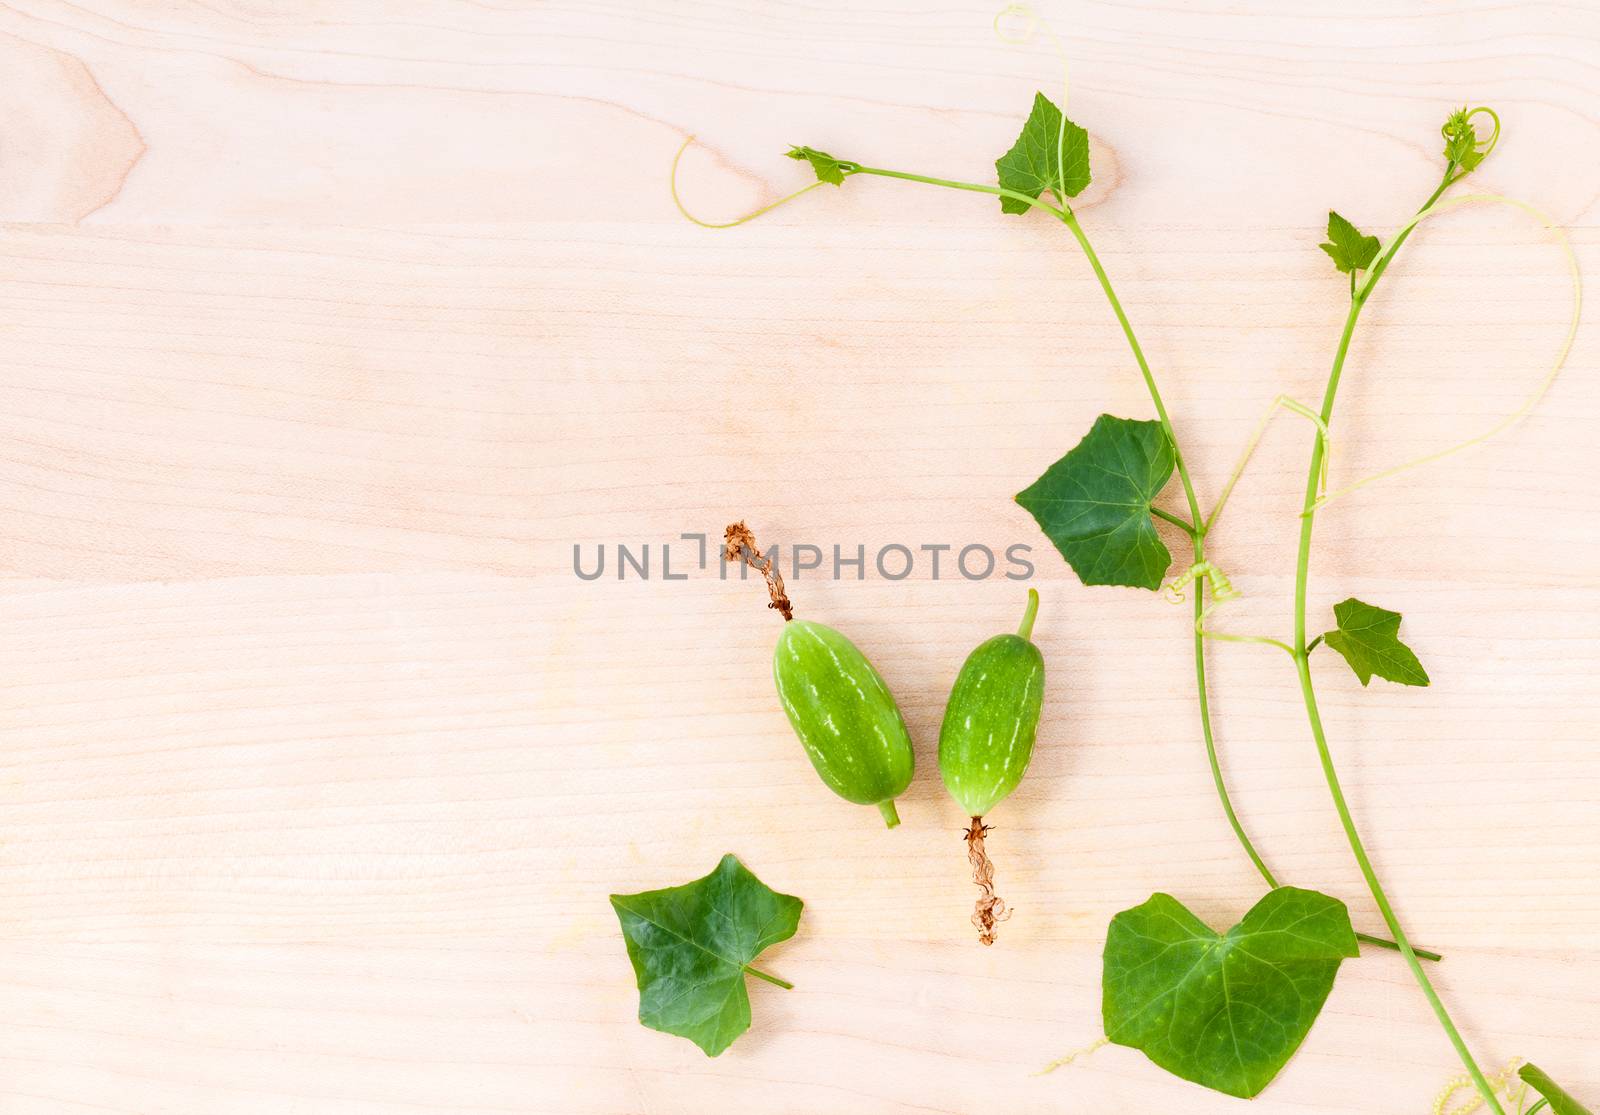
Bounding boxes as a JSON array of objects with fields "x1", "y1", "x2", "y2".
[
  {"x1": 938, "y1": 589, "x2": 1045, "y2": 943},
  {"x1": 774, "y1": 620, "x2": 916, "y2": 827},
  {"x1": 725, "y1": 522, "x2": 914, "y2": 828}
]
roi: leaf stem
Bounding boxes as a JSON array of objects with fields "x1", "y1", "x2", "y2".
[
  {"x1": 744, "y1": 966, "x2": 793, "y2": 990},
  {"x1": 1361, "y1": 932, "x2": 1441, "y2": 962},
  {"x1": 1292, "y1": 173, "x2": 1503, "y2": 1115},
  {"x1": 1151, "y1": 506, "x2": 1196, "y2": 534}
]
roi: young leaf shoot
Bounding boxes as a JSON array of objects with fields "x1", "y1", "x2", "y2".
[{"x1": 1320, "y1": 211, "x2": 1382, "y2": 274}]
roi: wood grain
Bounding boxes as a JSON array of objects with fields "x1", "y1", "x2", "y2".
[{"x1": 0, "y1": 1, "x2": 1595, "y2": 1112}]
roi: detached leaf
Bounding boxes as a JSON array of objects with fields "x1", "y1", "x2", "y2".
[
  {"x1": 1322, "y1": 598, "x2": 1430, "y2": 687},
  {"x1": 786, "y1": 145, "x2": 857, "y2": 186},
  {"x1": 1443, "y1": 107, "x2": 1485, "y2": 173},
  {"x1": 1320, "y1": 211, "x2": 1381, "y2": 274},
  {"x1": 995, "y1": 91, "x2": 1091, "y2": 214},
  {"x1": 1016, "y1": 415, "x2": 1176, "y2": 590},
  {"x1": 1103, "y1": 887, "x2": 1360, "y2": 1099},
  {"x1": 610, "y1": 854, "x2": 803, "y2": 1056},
  {"x1": 1520, "y1": 1064, "x2": 1593, "y2": 1115}
]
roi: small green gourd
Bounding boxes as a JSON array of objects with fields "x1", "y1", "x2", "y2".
[
  {"x1": 938, "y1": 588, "x2": 1045, "y2": 944},
  {"x1": 726, "y1": 522, "x2": 914, "y2": 828}
]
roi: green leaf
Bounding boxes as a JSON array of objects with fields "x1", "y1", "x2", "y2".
[
  {"x1": 786, "y1": 145, "x2": 857, "y2": 186},
  {"x1": 1321, "y1": 598, "x2": 1430, "y2": 687},
  {"x1": 1520, "y1": 1064, "x2": 1593, "y2": 1115},
  {"x1": 1443, "y1": 107, "x2": 1485, "y2": 173},
  {"x1": 610, "y1": 854, "x2": 803, "y2": 1056},
  {"x1": 995, "y1": 91, "x2": 1091, "y2": 214},
  {"x1": 1015, "y1": 415, "x2": 1176, "y2": 590},
  {"x1": 1320, "y1": 211, "x2": 1381, "y2": 274},
  {"x1": 1103, "y1": 887, "x2": 1360, "y2": 1099}
]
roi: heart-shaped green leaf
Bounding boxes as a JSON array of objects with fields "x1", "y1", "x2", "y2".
[
  {"x1": 610, "y1": 854, "x2": 803, "y2": 1056},
  {"x1": 1103, "y1": 886, "x2": 1359, "y2": 1098},
  {"x1": 1016, "y1": 414, "x2": 1176, "y2": 590},
  {"x1": 1520, "y1": 1064, "x2": 1593, "y2": 1115}
]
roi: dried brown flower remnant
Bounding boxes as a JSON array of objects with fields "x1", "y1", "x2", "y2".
[
  {"x1": 723, "y1": 521, "x2": 793, "y2": 621},
  {"x1": 965, "y1": 816, "x2": 1011, "y2": 945}
]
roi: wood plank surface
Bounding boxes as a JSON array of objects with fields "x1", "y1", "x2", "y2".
[{"x1": 0, "y1": 1, "x2": 1595, "y2": 1112}]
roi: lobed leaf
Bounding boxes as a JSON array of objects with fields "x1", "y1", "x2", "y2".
[
  {"x1": 1322, "y1": 598, "x2": 1430, "y2": 687},
  {"x1": 1320, "y1": 211, "x2": 1381, "y2": 275},
  {"x1": 1520, "y1": 1064, "x2": 1594, "y2": 1115},
  {"x1": 1103, "y1": 887, "x2": 1360, "y2": 1099},
  {"x1": 995, "y1": 92, "x2": 1091, "y2": 214},
  {"x1": 1016, "y1": 415, "x2": 1176, "y2": 591},
  {"x1": 786, "y1": 145, "x2": 858, "y2": 185},
  {"x1": 610, "y1": 854, "x2": 803, "y2": 1056}
]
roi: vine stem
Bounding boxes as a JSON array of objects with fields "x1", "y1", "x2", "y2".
[
  {"x1": 1056, "y1": 206, "x2": 1305, "y2": 902},
  {"x1": 1053, "y1": 210, "x2": 1287, "y2": 904},
  {"x1": 1292, "y1": 173, "x2": 1504, "y2": 1115},
  {"x1": 853, "y1": 165, "x2": 1070, "y2": 220},
  {"x1": 1190, "y1": 575, "x2": 1278, "y2": 883},
  {"x1": 1057, "y1": 210, "x2": 1205, "y2": 528},
  {"x1": 1056, "y1": 205, "x2": 1430, "y2": 958}
]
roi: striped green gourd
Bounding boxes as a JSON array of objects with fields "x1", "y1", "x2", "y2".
[
  {"x1": 938, "y1": 589, "x2": 1045, "y2": 943},
  {"x1": 725, "y1": 520, "x2": 914, "y2": 828},
  {"x1": 773, "y1": 620, "x2": 915, "y2": 828}
]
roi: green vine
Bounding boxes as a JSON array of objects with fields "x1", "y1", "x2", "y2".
[{"x1": 673, "y1": 7, "x2": 1586, "y2": 1108}]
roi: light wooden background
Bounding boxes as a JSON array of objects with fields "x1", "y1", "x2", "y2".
[{"x1": 0, "y1": 1, "x2": 1595, "y2": 1112}]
